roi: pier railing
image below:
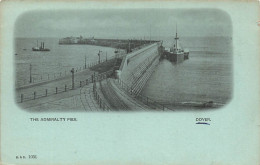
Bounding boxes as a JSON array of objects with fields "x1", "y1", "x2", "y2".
[
  {"x1": 17, "y1": 77, "x2": 91, "y2": 103},
  {"x1": 16, "y1": 51, "x2": 126, "y2": 89},
  {"x1": 92, "y1": 75, "x2": 112, "y2": 111},
  {"x1": 17, "y1": 69, "x2": 114, "y2": 104}
]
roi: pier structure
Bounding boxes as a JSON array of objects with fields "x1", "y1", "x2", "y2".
[
  {"x1": 115, "y1": 43, "x2": 160, "y2": 94},
  {"x1": 59, "y1": 36, "x2": 158, "y2": 51},
  {"x1": 94, "y1": 42, "x2": 167, "y2": 110},
  {"x1": 16, "y1": 41, "x2": 168, "y2": 111}
]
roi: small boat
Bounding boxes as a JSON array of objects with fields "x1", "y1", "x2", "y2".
[
  {"x1": 32, "y1": 41, "x2": 50, "y2": 51},
  {"x1": 202, "y1": 101, "x2": 214, "y2": 108}
]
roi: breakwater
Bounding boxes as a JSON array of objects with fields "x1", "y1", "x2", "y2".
[
  {"x1": 116, "y1": 42, "x2": 160, "y2": 95},
  {"x1": 89, "y1": 42, "x2": 169, "y2": 110},
  {"x1": 59, "y1": 36, "x2": 158, "y2": 53}
]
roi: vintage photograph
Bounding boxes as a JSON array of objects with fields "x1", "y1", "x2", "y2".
[{"x1": 14, "y1": 9, "x2": 233, "y2": 111}]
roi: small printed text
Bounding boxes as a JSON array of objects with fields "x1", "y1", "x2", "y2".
[
  {"x1": 16, "y1": 155, "x2": 37, "y2": 159},
  {"x1": 30, "y1": 118, "x2": 77, "y2": 121}
]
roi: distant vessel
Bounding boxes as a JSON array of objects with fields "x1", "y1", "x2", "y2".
[
  {"x1": 114, "y1": 49, "x2": 119, "y2": 53},
  {"x1": 32, "y1": 41, "x2": 50, "y2": 51},
  {"x1": 162, "y1": 25, "x2": 189, "y2": 63}
]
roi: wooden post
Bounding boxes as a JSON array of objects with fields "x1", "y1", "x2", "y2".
[
  {"x1": 21, "y1": 94, "x2": 23, "y2": 103},
  {"x1": 29, "y1": 64, "x2": 32, "y2": 83},
  {"x1": 45, "y1": 89, "x2": 48, "y2": 96},
  {"x1": 98, "y1": 50, "x2": 102, "y2": 64},
  {"x1": 71, "y1": 68, "x2": 75, "y2": 89},
  {"x1": 56, "y1": 87, "x2": 58, "y2": 94},
  {"x1": 65, "y1": 85, "x2": 67, "y2": 92},
  {"x1": 34, "y1": 91, "x2": 36, "y2": 100},
  {"x1": 85, "y1": 55, "x2": 87, "y2": 69},
  {"x1": 86, "y1": 79, "x2": 88, "y2": 85},
  {"x1": 80, "y1": 81, "x2": 82, "y2": 87}
]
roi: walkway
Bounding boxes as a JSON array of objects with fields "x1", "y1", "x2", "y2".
[{"x1": 16, "y1": 68, "x2": 96, "y2": 103}]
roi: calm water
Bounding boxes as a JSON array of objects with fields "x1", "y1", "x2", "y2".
[
  {"x1": 15, "y1": 38, "x2": 116, "y2": 87},
  {"x1": 141, "y1": 36, "x2": 233, "y2": 107}
]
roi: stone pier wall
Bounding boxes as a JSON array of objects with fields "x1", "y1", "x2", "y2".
[{"x1": 116, "y1": 42, "x2": 160, "y2": 95}]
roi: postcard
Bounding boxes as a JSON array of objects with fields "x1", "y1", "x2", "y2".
[{"x1": 0, "y1": 1, "x2": 259, "y2": 165}]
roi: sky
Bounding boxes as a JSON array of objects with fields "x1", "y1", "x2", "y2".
[{"x1": 15, "y1": 9, "x2": 232, "y2": 39}]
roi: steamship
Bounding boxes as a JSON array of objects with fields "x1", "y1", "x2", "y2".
[
  {"x1": 32, "y1": 41, "x2": 50, "y2": 51},
  {"x1": 162, "y1": 25, "x2": 189, "y2": 63}
]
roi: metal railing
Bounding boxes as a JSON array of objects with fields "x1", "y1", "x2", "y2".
[
  {"x1": 92, "y1": 71, "x2": 115, "y2": 111},
  {"x1": 17, "y1": 69, "x2": 114, "y2": 104},
  {"x1": 18, "y1": 77, "x2": 93, "y2": 103},
  {"x1": 16, "y1": 51, "x2": 126, "y2": 89}
]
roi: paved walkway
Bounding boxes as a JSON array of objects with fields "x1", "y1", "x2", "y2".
[
  {"x1": 16, "y1": 67, "x2": 96, "y2": 103},
  {"x1": 20, "y1": 84, "x2": 101, "y2": 112}
]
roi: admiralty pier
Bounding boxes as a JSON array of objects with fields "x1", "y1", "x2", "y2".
[{"x1": 16, "y1": 38, "x2": 170, "y2": 111}]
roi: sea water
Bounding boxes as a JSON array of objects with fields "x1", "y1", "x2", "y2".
[
  {"x1": 141, "y1": 36, "x2": 233, "y2": 108},
  {"x1": 15, "y1": 38, "x2": 116, "y2": 88}
]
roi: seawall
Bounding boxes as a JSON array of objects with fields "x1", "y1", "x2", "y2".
[{"x1": 116, "y1": 42, "x2": 160, "y2": 95}]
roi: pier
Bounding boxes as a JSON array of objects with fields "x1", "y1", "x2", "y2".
[
  {"x1": 16, "y1": 40, "x2": 170, "y2": 111},
  {"x1": 59, "y1": 37, "x2": 158, "y2": 53}
]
